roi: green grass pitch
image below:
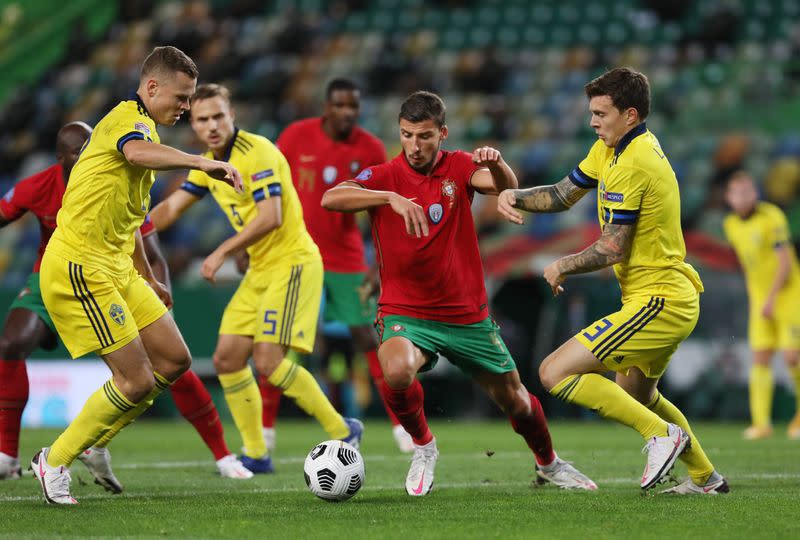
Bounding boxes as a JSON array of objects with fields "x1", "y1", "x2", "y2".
[{"x1": 1, "y1": 420, "x2": 798, "y2": 539}]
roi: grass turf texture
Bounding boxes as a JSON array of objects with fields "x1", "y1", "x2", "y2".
[{"x1": 1, "y1": 420, "x2": 797, "y2": 539}]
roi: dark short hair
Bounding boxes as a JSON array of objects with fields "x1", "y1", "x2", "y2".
[
  {"x1": 326, "y1": 78, "x2": 359, "y2": 100},
  {"x1": 398, "y1": 91, "x2": 446, "y2": 127},
  {"x1": 584, "y1": 67, "x2": 650, "y2": 121},
  {"x1": 141, "y1": 46, "x2": 199, "y2": 80},
  {"x1": 192, "y1": 83, "x2": 231, "y2": 104}
]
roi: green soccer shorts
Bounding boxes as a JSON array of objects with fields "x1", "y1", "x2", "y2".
[
  {"x1": 8, "y1": 272, "x2": 58, "y2": 348},
  {"x1": 323, "y1": 271, "x2": 376, "y2": 327},
  {"x1": 376, "y1": 314, "x2": 516, "y2": 375}
]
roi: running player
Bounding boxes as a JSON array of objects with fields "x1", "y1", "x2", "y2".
[
  {"x1": 262, "y1": 78, "x2": 411, "y2": 452},
  {"x1": 0, "y1": 126, "x2": 250, "y2": 484},
  {"x1": 322, "y1": 90, "x2": 596, "y2": 496},
  {"x1": 497, "y1": 67, "x2": 727, "y2": 494},
  {"x1": 31, "y1": 46, "x2": 242, "y2": 505},
  {"x1": 723, "y1": 171, "x2": 800, "y2": 440},
  {"x1": 150, "y1": 83, "x2": 362, "y2": 474}
]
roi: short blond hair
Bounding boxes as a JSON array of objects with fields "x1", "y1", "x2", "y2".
[{"x1": 141, "y1": 46, "x2": 198, "y2": 79}]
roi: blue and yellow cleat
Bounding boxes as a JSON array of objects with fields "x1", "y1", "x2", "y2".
[
  {"x1": 239, "y1": 454, "x2": 274, "y2": 474},
  {"x1": 341, "y1": 418, "x2": 364, "y2": 450}
]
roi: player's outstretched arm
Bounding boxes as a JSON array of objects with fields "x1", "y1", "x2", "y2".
[
  {"x1": 542, "y1": 223, "x2": 635, "y2": 296},
  {"x1": 122, "y1": 140, "x2": 243, "y2": 192},
  {"x1": 150, "y1": 190, "x2": 200, "y2": 231},
  {"x1": 497, "y1": 177, "x2": 591, "y2": 224},
  {"x1": 200, "y1": 197, "x2": 282, "y2": 284},
  {"x1": 323, "y1": 182, "x2": 429, "y2": 237},
  {"x1": 469, "y1": 146, "x2": 518, "y2": 195}
]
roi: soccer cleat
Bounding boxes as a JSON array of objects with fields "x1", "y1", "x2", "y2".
[
  {"x1": 30, "y1": 448, "x2": 78, "y2": 505},
  {"x1": 536, "y1": 458, "x2": 598, "y2": 490},
  {"x1": 239, "y1": 453, "x2": 274, "y2": 474},
  {"x1": 640, "y1": 423, "x2": 689, "y2": 490},
  {"x1": 660, "y1": 473, "x2": 730, "y2": 495},
  {"x1": 405, "y1": 438, "x2": 438, "y2": 497},
  {"x1": 0, "y1": 452, "x2": 21, "y2": 480},
  {"x1": 216, "y1": 455, "x2": 254, "y2": 479},
  {"x1": 77, "y1": 446, "x2": 123, "y2": 494},
  {"x1": 263, "y1": 427, "x2": 276, "y2": 452},
  {"x1": 743, "y1": 425, "x2": 773, "y2": 440},
  {"x1": 341, "y1": 418, "x2": 364, "y2": 450},
  {"x1": 393, "y1": 424, "x2": 414, "y2": 453}
]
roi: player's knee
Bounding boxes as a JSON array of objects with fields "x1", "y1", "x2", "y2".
[
  {"x1": 253, "y1": 352, "x2": 282, "y2": 378},
  {"x1": 538, "y1": 356, "x2": 564, "y2": 392},
  {"x1": 382, "y1": 359, "x2": 416, "y2": 389},
  {"x1": 116, "y1": 371, "x2": 155, "y2": 403},
  {"x1": 212, "y1": 351, "x2": 236, "y2": 374}
]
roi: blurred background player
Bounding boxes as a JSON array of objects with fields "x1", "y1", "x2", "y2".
[
  {"x1": 259, "y1": 78, "x2": 412, "y2": 453},
  {"x1": 151, "y1": 83, "x2": 362, "y2": 474},
  {"x1": 323, "y1": 91, "x2": 596, "y2": 496},
  {"x1": 723, "y1": 171, "x2": 800, "y2": 440},
  {"x1": 500, "y1": 67, "x2": 727, "y2": 495},
  {"x1": 0, "y1": 123, "x2": 250, "y2": 482},
  {"x1": 32, "y1": 46, "x2": 242, "y2": 504}
]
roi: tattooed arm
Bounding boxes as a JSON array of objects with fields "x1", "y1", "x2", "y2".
[
  {"x1": 497, "y1": 177, "x2": 591, "y2": 224},
  {"x1": 542, "y1": 223, "x2": 635, "y2": 295}
]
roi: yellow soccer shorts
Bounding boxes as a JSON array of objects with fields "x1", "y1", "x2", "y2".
[
  {"x1": 219, "y1": 257, "x2": 323, "y2": 354},
  {"x1": 748, "y1": 302, "x2": 800, "y2": 351},
  {"x1": 574, "y1": 294, "x2": 699, "y2": 379},
  {"x1": 39, "y1": 250, "x2": 168, "y2": 359}
]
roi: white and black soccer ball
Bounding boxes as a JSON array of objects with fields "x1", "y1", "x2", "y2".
[{"x1": 303, "y1": 440, "x2": 365, "y2": 501}]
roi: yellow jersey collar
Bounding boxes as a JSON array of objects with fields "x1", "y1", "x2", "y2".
[
  {"x1": 130, "y1": 92, "x2": 153, "y2": 119},
  {"x1": 614, "y1": 122, "x2": 647, "y2": 158},
  {"x1": 220, "y1": 127, "x2": 240, "y2": 162}
]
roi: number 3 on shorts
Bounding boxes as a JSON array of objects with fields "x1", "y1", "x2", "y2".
[
  {"x1": 263, "y1": 310, "x2": 278, "y2": 335},
  {"x1": 582, "y1": 318, "x2": 613, "y2": 342}
]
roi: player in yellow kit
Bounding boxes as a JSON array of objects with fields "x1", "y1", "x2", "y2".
[
  {"x1": 723, "y1": 171, "x2": 800, "y2": 440},
  {"x1": 150, "y1": 84, "x2": 362, "y2": 473},
  {"x1": 498, "y1": 68, "x2": 727, "y2": 495},
  {"x1": 31, "y1": 47, "x2": 242, "y2": 505}
]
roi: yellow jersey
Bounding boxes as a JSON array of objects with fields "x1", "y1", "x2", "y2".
[
  {"x1": 571, "y1": 123, "x2": 703, "y2": 302},
  {"x1": 182, "y1": 128, "x2": 319, "y2": 270},
  {"x1": 48, "y1": 95, "x2": 159, "y2": 272},
  {"x1": 723, "y1": 201, "x2": 800, "y2": 304}
]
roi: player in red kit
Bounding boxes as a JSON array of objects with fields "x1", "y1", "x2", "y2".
[
  {"x1": 260, "y1": 78, "x2": 412, "y2": 452},
  {"x1": 322, "y1": 91, "x2": 596, "y2": 495},
  {"x1": 0, "y1": 123, "x2": 250, "y2": 483}
]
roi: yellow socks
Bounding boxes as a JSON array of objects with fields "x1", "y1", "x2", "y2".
[
  {"x1": 268, "y1": 358, "x2": 348, "y2": 439},
  {"x1": 647, "y1": 391, "x2": 714, "y2": 485},
  {"x1": 219, "y1": 366, "x2": 266, "y2": 459},
  {"x1": 749, "y1": 364, "x2": 773, "y2": 427},
  {"x1": 94, "y1": 372, "x2": 171, "y2": 449},
  {"x1": 48, "y1": 379, "x2": 136, "y2": 467},
  {"x1": 551, "y1": 374, "x2": 667, "y2": 439}
]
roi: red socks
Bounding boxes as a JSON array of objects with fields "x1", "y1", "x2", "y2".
[
  {"x1": 509, "y1": 392, "x2": 555, "y2": 466},
  {"x1": 366, "y1": 350, "x2": 401, "y2": 426},
  {"x1": 170, "y1": 370, "x2": 230, "y2": 461},
  {"x1": 381, "y1": 379, "x2": 432, "y2": 445},
  {"x1": 258, "y1": 375, "x2": 282, "y2": 429},
  {"x1": 0, "y1": 360, "x2": 28, "y2": 458}
]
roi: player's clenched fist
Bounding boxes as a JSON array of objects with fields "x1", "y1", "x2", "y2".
[
  {"x1": 471, "y1": 146, "x2": 503, "y2": 168},
  {"x1": 203, "y1": 159, "x2": 243, "y2": 192},
  {"x1": 150, "y1": 279, "x2": 174, "y2": 309},
  {"x1": 497, "y1": 189, "x2": 524, "y2": 225},
  {"x1": 388, "y1": 192, "x2": 429, "y2": 238},
  {"x1": 543, "y1": 261, "x2": 565, "y2": 297}
]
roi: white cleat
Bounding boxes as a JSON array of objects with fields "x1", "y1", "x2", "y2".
[
  {"x1": 405, "y1": 438, "x2": 438, "y2": 496},
  {"x1": 393, "y1": 424, "x2": 414, "y2": 453},
  {"x1": 262, "y1": 427, "x2": 276, "y2": 452},
  {"x1": 640, "y1": 423, "x2": 689, "y2": 490},
  {"x1": 660, "y1": 472, "x2": 730, "y2": 495},
  {"x1": 536, "y1": 457, "x2": 598, "y2": 490},
  {"x1": 77, "y1": 446, "x2": 123, "y2": 494},
  {"x1": 217, "y1": 455, "x2": 254, "y2": 479},
  {"x1": 0, "y1": 452, "x2": 21, "y2": 480},
  {"x1": 30, "y1": 448, "x2": 78, "y2": 505}
]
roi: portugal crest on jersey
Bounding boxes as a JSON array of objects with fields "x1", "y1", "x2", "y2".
[
  {"x1": 441, "y1": 179, "x2": 456, "y2": 208},
  {"x1": 109, "y1": 303, "x2": 125, "y2": 326}
]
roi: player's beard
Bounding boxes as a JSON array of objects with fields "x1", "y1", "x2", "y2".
[{"x1": 408, "y1": 140, "x2": 442, "y2": 175}]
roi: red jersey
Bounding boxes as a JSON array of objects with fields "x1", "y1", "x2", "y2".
[
  {"x1": 353, "y1": 150, "x2": 489, "y2": 324},
  {"x1": 0, "y1": 164, "x2": 65, "y2": 272},
  {"x1": 277, "y1": 117, "x2": 386, "y2": 273},
  {"x1": 0, "y1": 163, "x2": 155, "y2": 273}
]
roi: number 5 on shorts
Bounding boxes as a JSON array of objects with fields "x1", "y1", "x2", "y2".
[{"x1": 263, "y1": 310, "x2": 278, "y2": 335}]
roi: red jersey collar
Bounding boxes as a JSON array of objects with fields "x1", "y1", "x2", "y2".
[{"x1": 318, "y1": 116, "x2": 359, "y2": 144}]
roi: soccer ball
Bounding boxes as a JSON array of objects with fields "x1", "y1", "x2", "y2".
[{"x1": 303, "y1": 440, "x2": 365, "y2": 501}]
